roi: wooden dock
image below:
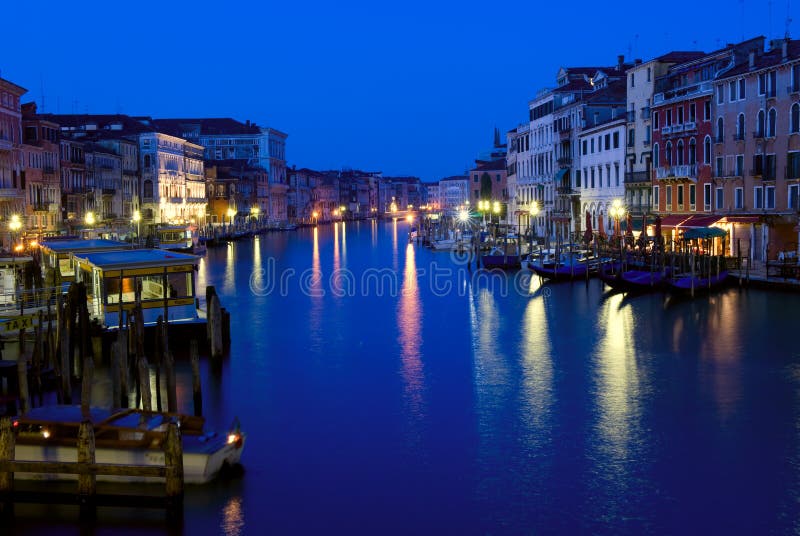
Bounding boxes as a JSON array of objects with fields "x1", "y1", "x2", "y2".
[{"x1": 0, "y1": 416, "x2": 184, "y2": 522}]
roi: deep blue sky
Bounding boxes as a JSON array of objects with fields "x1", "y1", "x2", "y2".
[{"x1": 2, "y1": 0, "x2": 790, "y2": 182}]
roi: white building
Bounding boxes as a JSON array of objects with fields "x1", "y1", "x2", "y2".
[
  {"x1": 425, "y1": 183, "x2": 440, "y2": 209},
  {"x1": 578, "y1": 116, "x2": 626, "y2": 233},
  {"x1": 438, "y1": 176, "x2": 469, "y2": 214},
  {"x1": 139, "y1": 132, "x2": 205, "y2": 225},
  {"x1": 527, "y1": 90, "x2": 555, "y2": 239}
]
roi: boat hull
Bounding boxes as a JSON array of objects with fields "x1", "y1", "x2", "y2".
[
  {"x1": 530, "y1": 263, "x2": 589, "y2": 280},
  {"x1": 481, "y1": 255, "x2": 521, "y2": 269},
  {"x1": 667, "y1": 271, "x2": 729, "y2": 294},
  {"x1": 600, "y1": 269, "x2": 667, "y2": 293}
]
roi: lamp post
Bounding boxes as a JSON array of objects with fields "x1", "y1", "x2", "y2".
[
  {"x1": 9, "y1": 215, "x2": 21, "y2": 308},
  {"x1": 251, "y1": 206, "x2": 260, "y2": 230},
  {"x1": 492, "y1": 200, "x2": 501, "y2": 236},
  {"x1": 132, "y1": 209, "x2": 141, "y2": 247},
  {"x1": 610, "y1": 199, "x2": 626, "y2": 266},
  {"x1": 529, "y1": 201, "x2": 540, "y2": 253},
  {"x1": 227, "y1": 207, "x2": 235, "y2": 234}
]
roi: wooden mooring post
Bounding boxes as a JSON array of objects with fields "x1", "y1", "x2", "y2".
[
  {"x1": 190, "y1": 340, "x2": 203, "y2": 417},
  {"x1": 0, "y1": 416, "x2": 184, "y2": 521}
]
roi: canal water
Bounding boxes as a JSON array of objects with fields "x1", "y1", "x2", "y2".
[{"x1": 12, "y1": 219, "x2": 800, "y2": 534}]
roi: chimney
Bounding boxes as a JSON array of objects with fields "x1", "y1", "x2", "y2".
[
  {"x1": 782, "y1": 39, "x2": 788, "y2": 62},
  {"x1": 749, "y1": 51, "x2": 756, "y2": 69},
  {"x1": 617, "y1": 54, "x2": 625, "y2": 70}
]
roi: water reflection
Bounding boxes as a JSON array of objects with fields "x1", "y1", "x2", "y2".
[
  {"x1": 398, "y1": 242, "x2": 424, "y2": 418},
  {"x1": 309, "y1": 227, "x2": 323, "y2": 352},
  {"x1": 220, "y1": 496, "x2": 245, "y2": 536},
  {"x1": 520, "y1": 295, "x2": 553, "y2": 436},
  {"x1": 223, "y1": 242, "x2": 236, "y2": 294},
  {"x1": 595, "y1": 293, "x2": 639, "y2": 462},
  {"x1": 341, "y1": 221, "x2": 347, "y2": 267},
  {"x1": 392, "y1": 219, "x2": 399, "y2": 272}
]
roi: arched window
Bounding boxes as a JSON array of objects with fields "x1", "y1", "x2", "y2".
[
  {"x1": 703, "y1": 136, "x2": 711, "y2": 164},
  {"x1": 689, "y1": 138, "x2": 697, "y2": 165},
  {"x1": 757, "y1": 109, "x2": 765, "y2": 137},
  {"x1": 666, "y1": 141, "x2": 673, "y2": 166},
  {"x1": 768, "y1": 108, "x2": 777, "y2": 137},
  {"x1": 737, "y1": 113, "x2": 745, "y2": 139},
  {"x1": 653, "y1": 143, "x2": 659, "y2": 168},
  {"x1": 143, "y1": 179, "x2": 153, "y2": 199},
  {"x1": 791, "y1": 103, "x2": 800, "y2": 133},
  {"x1": 716, "y1": 117, "x2": 724, "y2": 142},
  {"x1": 143, "y1": 154, "x2": 151, "y2": 168},
  {"x1": 677, "y1": 140, "x2": 685, "y2": 165}
]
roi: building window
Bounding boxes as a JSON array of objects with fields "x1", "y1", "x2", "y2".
[
  {"x1": 582, "y1": 140, "x2": 587, "y2": 155},
  {"x1": 716, "y1": 117, "x2": 724, "y2": 142},
  {"x1": 703, "y1": 136, "x2": 711, "y2": 164},
  {"x1": 704, "y1": 183, "x2": 712, "y2": 211},
  {"x1": 591, "y1": 138, "x2": 595, "y2": 153},
  {"x1": 653, "y1": 143, "x2": 659, "y2": 168},
  {"x1": 604, "y1": 134, "x2": 611, "y2": 150},
  {"x1": 647, "y1": 67, "x2": 651, "y2": 81},
  {"x1": 767, "y1": 108, "x2": 777, "y2": 137},
  {"x1": 766, "y1": 185, "x2": 775, "y2": 209},
  {"x1": 613, "y1": 131, "x2": 619, "y2": 148},
  {"x1": 666, "y1": 185, "x2": 673, "y2": 209},
  {"x1": 474, "y1": 174, "x2": 479, "y2": 182},
  {"x1": 734, "y1": 187, "x2": 743, "y2": 209},
  {"x1": 789, "y1": 184, "x2": 800, "y2": 210},
  {"x1": 689, "y1": 138, "x2": 697, "y2": 165},
  {"x1": 717, "y1": 85, "x2": 724, "y2": 104},
  {"x1": 689, "y1": 184, "x2": 696, "y2": 210},
  {"x1": 716, "y1": 187, "x2": 724, "y2": 210},
  {"x1": 739, "y1": 78, "x2": 746, "y2": 99},
  {"x1": 630, "y1": 73, "x2": 635, "y2": 87},
  {"x1": 716, "y1": 157, "x2": 724, "y2": 177},
  {"x1": 677, "y1": 140, "x2": 684, "y2": 165},
  {"x1": 677, "y1": 106, "x2": 684, "y2": 125},
  {"x1": 615, "y1": 164, "x2": 620, "y2": 186},
  {"x1": 757, "y1": 109, "x2": 766, "y2": 137},
  {"x1": 653, "y1": 111, "x2": 659, "y2": 130},
  {"x1": 704, "y1": 100, "x2": 711, "y2": 121},
  {"x1": 653, "y1": 185, "x2": 660, "y2": 209},
  {"x1": 791, "y1": 103, "x2": 800, "y2": 133},
  {"x1": 729, "y1": 80, "x2": 738, "y2": 101},
  {"x1": 754, "y1": 186, "x2": 763, "y2": 209},
  {"x1": 758, "y1": 72, "x2": 766, "y2": 95},
  {"x1": 689, "y1": 103, "x2": 696, "y2": 123},
  {"x1": 737, "y1": 114, "x2": 745, "y2": 139},
  {"x1": 665, "y1": 141, "x2": 673, "y2": 165},
  {"x1": 666, "y1": 109, "x2": 672, "y2": 126},
  {"x1": 677, "y1": 184, "x2": 684, "y2": 208}
]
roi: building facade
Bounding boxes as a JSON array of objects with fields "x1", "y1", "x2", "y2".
[
  {"x1": 578, "y1": 116, "x2": 626, "y2": 233},
  {"x1": 0, "y1": 77, "x2": 26, "y2": 244}
]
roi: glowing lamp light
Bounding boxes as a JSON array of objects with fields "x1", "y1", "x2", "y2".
[
  {"x1": 14, "y1": 244, "x2": 23, "y2": 252},
  {"x1": 529, "y1": 203, "x2": 540, "y2": 217},
  {"x1": 493, "y1": 201, "x2": 501, "y2": 214},
  {"x1": 9, "y1": 214, "x2": 21, "y2": 232},
  {"x1": 85, "y1": 212, "x2": 95, "y2": 226},
  {"x1": 132, "y1": 210, "x2": 141, "y2": 222},
  {"x1": 458, "y1": 210, "x2": 469, "y2": 223},
  {"x1": 29, "y1": 240, "x2": 38, "y2": 248},
  {"x1": 406, "y1": 215, "x2": 414, "y2": 223},
  {"x1": 227, "y1": 433, "x2": 238, "y2": 444},
  {"x1": 333, "y1": 209, "x2": 339, "y2": 217},
  {"x1": 312, "y1": 211, "x2": 319, "y2": 219},
  {"x1": 251, "y1": 206, "x2": 260, "y2": 216},
  {"x1": 42, "y1": 429, "x2": 51, "y2": 439}
]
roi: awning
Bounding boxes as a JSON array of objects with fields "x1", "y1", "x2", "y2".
[
  {"x1": 554, "y1": 168, "x2": 569, "y2": 182},
  {"x1": 683, "y1": 215, "x2": 722, "y2": 228},
  {"x1": 720, "y1": 215, "x2": 760, "y2": 224},
  {"x1": 659, "y1": 214, "x2": 693, "y2": 227}
]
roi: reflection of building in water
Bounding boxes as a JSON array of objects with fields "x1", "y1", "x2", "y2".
[
  {"x1": 520, "y1": 296, "x2": 553, "y2": 433},
  {"x1": 398, "y1": 243, "x2": 424, "y2": 417}
]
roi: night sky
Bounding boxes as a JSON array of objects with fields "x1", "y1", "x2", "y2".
[{"x1": 2, "y1": 0, "x2": 789, "y2": 181}]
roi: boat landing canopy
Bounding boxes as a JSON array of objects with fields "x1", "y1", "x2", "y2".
[
  {"x1": 40, "y1": 239, "x2": 131, "y2": 281},
  {"x1": 73, "y1": 249, "x2": 200, "y2": 327}
]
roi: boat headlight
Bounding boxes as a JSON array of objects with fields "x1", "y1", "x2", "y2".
[{"x1": 227, "y1": 433, "x2": 237, "y2": 445}]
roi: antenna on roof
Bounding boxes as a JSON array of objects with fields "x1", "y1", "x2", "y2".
[
  {"x1": 786, "y1": 0, "x2": 793, "y2": 38},
  {"x1": 740, "y1": 0, "x2": 745, "y2": 41}
]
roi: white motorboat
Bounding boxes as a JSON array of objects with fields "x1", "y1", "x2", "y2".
[{"x1": 10, "y1": 406, "x2": 245, "y2": 484}]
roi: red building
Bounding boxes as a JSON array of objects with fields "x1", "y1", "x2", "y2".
[{"x1": 651, "y1": 38, "x2": 763, "y2": 244}]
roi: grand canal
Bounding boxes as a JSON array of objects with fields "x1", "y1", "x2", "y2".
[{"x1": 13, "y1": 219, "x2": 800, "y2": 534}]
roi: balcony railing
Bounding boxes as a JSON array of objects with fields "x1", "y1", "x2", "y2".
[
  {"x1": 559, "y1": 127, "x2": 572, "y2": 140},
  {"x1": 625, "y1": 171, "x2": 651, "y2": 183},
  {"x1": 661, "y1": 126, "x2": 672, "y2": 135},
  {"x1": 684, "y1": 121, "x2": 697, "y2": 131},
  {"x1": 655, "y1": 164, "x2": 697, "y2": 179},
  {"x1": 652, "y1": 82, "x2": 713, "y2": 105},
  {"x1": 0, "y1": 188, "x2": 23, "y2": 198},
  {"x1": 671, "y1": 124, "x2": 684, "y2": 134},
  {"x1": 556, "y1": 186, "x2": 579, "y2": 196},
  {"x1": 640, "y1": 107, "x2": 651, "y2": 120}
]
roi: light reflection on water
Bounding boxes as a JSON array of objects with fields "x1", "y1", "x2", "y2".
[
  {"x1": 398, "y1": 242, "x2": 425, "y2": 420},
  {"x1": 220, "y1": 496, "x2": 244, "y2": 536}
]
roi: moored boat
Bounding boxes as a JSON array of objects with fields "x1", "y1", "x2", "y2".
[
  {"x1": 11, "y1": 406, "x2": 245, "y2": 484},
  {"x1": 529, "y1": 249, "x2": 599, "y2": 280},
  {"x1": 667, "y1": 270, "x2": 729, "y2": 295}
]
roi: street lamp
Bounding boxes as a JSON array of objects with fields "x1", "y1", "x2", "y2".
[
  {"x1": 609, "y1": 199, "x2": 626, "y2": 261},
  {"x1": 227, "y1": 207, "x2": 235, "y2": 232},
  {"x1": 312, "y1": 210, "x2": 319, "y2": 226},
  {"x1": 339, "y1": 205, "x2": 346, "y2": 220},
  {"x1": 132, "y1": 209, "x2": 141, "y2": 246},
  {"x1": 529, "y1": 202, "x2": 540, "y2": 249},
  {"x1": 251, "y1": 206, "x2": 260, "y2": 228}
]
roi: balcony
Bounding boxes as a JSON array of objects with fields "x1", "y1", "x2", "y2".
[
  {"x1": 0, "y1": 139, "x2": 12, "y2": 151},
  {"x1": 683, "y1": 121, "x2": 697, "y2": 131},
  {"x1": 661, "y1": 126, "x2": 672, "y2": 135},
  {"x1": 671, "y1": 124, "x2": 684, "y2": 134},
  {"x1": 655, "y1": 164, "x2": 697, "y2": 179},
  {"x1": 558, "y1": 127, "x2": 572, "y2": 140},
  {"x1": 556, "y1": 186, "x2": 579, "y2": 196},
  {"x1": 715, "y1": 169, "x2": 744, "y2": 179},
  {"x1": 652, "y1": 82, "x2": 713, "y2": 106},
  {"x1": 0, "y1": 189, "x2": 23, "y2": 199},
  {"x1": 640, "y1": 107, "x2": 651, "y2": 120},
  {"x1": 625, "y1": 171, "x2": 651, "y2": 184},
  {"x1": 557, "y1": 156, "x2": 572, "y2": 167},
  {"x1": 626, "y1": 111, "x2": 636, "y2": 123}
]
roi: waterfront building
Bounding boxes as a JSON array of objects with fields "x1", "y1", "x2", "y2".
[
  {"x1": 712, "y1": 38, "x2": 800, "y2": 259},
  {"x1": 528, "y1": 90, "x2": 556, "y2": 240},
  {"x1": 506, "y1": 122, "x2": 529, "y2": 233},
  {"x1": 578, "y1": 115, "x2": 626, "y2": 232},
  {"x1": 94, "y1": 136, "x2": 139, "y2": 221},
  {"x1": 624, "y1": 52, "x2": 705, "y2": 222},
  {"x1": 0, "y1": 76, "x2": 26, "y2": 245},
  {"x1": 651, "y1": 37, "x2": 764, "y2": 244},
  {"x1": 288, "y1": 167, "x2": 322, "y2": 223},
  {"x1": 204, "y1": 160, "x2": 265, "y2": 225},
  {"x1": 21, "y1": 103, "x2": 61, "y2": 234},
  {"x1": 425, "y1": 183, "x2": 440, "y2": 210},
  {"x1": 59, "y1": 137, "x2": 86, "y2": 225},
  {"x1": 84, "y1": 143, "x2": 123, "y2": 225},
  {"x1": 552, "y1": 58, "x2": 630, "y2": 238},
  {"x1": 438, "y1": 175, "x2": 469, "y2": 214},
  {"x1": 312, "y1": 172, "x2": 340, "y2": 221}
]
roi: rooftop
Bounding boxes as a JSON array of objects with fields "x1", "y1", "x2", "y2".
[
  {"x1": 76, "y1": 249, "x2": 199, "y2": 269},
  {"x1": 40, "y1": 238, "x2": 130, "y2": 253}
]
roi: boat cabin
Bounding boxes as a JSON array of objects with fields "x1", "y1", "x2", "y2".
[
  {"x1": 153, "y1": 225, "x2": 195, "y2": 252},
  {"x1": 40, "y1": 238, "x2": 131, "y2": 283},
  {"x1": 73, "y1": 249, "x2": 199, "y2": 328},
  {"x1": 0, "y1": 255, "x2": 33, "y2": 310}
]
